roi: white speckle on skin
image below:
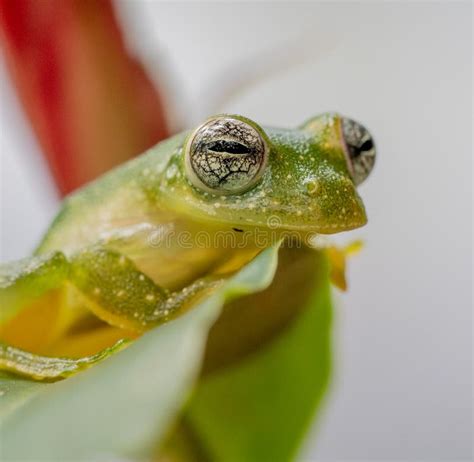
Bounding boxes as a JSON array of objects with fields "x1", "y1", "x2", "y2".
[
  {"x1": 116, "y1": 290, "x2": 125, "y2": 297},
  {"x1": 166, "y1": 164, "x2": 178, "y2": 179},
  {"x1": 146, "y1": 294, "x2": 155, "y2": 301}
]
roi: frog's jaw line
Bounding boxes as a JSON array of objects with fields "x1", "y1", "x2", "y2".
[
  {"x1": 161, "y1": 169, "x2": 368, "y2": 235},
  {"x1": 160, "y1": 195, "x2": 367, "y2": 236}
]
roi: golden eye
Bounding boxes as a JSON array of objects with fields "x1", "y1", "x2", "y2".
[
  {"x1": 185, "y1": 117, "x2": 268, "y2": 194},
  {"x1": 341, "y1": 117, "x2": 376, "y2": 185}
]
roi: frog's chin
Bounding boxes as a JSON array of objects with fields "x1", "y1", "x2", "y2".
[
  {"x1": 207, "y1": 213, "x2": 368, "y2": 236},
  {"x1": 267, "y1": 221, "x2": 367, "y2": 237},
  {"x1": 240, "y1": 208, "x2": 368, "y2": 235},
  {"x1": 163, "y1": 193, "x2": 367, "y2": 235},
  {"x1": 296, "y1": 215, "x2": 368, "y2": 234}
]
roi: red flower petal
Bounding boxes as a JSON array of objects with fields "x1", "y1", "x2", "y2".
[{"x1": 0, "y1": 0, "x2": 170, "y2": 195}]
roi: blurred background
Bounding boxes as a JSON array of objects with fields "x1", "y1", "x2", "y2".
[{"x1": 0, "y1": 2, "x2": 472, "y2": 460}]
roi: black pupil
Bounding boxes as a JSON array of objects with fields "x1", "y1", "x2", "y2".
[
  {"x1": 206, "y1": 140, "x2": 250, "y2": 154},
  {"x1": 359, "y1": 138, "x2": 373, "y2": 152},
  {"x1": 349, "y1": 138, "x2": 373, "y2": 159}
]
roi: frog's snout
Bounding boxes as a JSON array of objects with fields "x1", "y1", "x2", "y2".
[{"x1": 301, "y1": 173, "x2": 368, "y2": 233}]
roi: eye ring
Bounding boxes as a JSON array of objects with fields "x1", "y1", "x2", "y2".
[
  {"x1": 185, "y1": 116, "x2": 269, "y2": 195},
  {"x1": 341, "y1": 117, "x2": 376, "y2": 186}
]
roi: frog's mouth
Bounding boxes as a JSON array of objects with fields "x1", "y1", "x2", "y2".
[
  {"x1": 240, "y1": 203, "x2": 368, "y2": 235},
  {"x1": 165, "y1": 188, "x2": 367, "y2": 237}
]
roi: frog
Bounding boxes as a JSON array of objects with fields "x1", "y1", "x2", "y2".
[{"x1": 0, "y1": 113, "x2": 376, "y2": 379}]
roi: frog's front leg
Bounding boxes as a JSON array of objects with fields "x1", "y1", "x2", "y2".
[
  {"x1": 0, "y1": 247, "x2": 219, "y2": 379},
  {"x1": 0, "y1": 248, "x2": 218, "y2": 335},
  {"x1": 70, "y1": 247, "x2": 170, "y2": 330},
  {"x1": 70, "y1": 247, "x2": 220, "y2": 330}
]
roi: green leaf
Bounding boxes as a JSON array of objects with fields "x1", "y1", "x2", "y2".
[
  {"x1": 181, "y1": 248, "x2": 332, "y2": 462},
  {"x1": 0, "y1": 245, "x2": 279, "y2": 461},
  {"x1": 0, "y1": 252, "x2": 68, "y2": 325},
  {"x1": 0, "y1": 339, "x2": 130, "y2": 380},
  {"x1": 0, "y1": 372, "x2": 46, "y2": 421}
]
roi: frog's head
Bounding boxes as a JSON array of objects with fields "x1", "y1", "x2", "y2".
[{"x1": 164, "y1": 113, "x2": 375, "y2": 234}]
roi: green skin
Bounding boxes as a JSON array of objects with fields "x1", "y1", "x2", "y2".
[
  {"x1": 38, "y1": 112, "x2": 365, "y2": 288},
  {"x1": 0, "y1": 113, "x2": 369, "y2": 378},
  {"x1": 40, "y1": 113, "x2": 365, "y2": 250}
]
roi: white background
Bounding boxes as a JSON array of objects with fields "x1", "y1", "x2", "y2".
[{"x1": 0, "y1": 2, "x2": 472, "y2": 461}]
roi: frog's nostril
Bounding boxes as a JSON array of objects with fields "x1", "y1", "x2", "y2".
[{"x1": 305, "y1": 179, "x2": 320, "y2": 196}]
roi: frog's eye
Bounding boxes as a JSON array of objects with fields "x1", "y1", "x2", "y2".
[
  {"x1": 341, "y1": 117, "x2": 376, "y2": 185},
  {"x1": 185, "y1": 117, "x2": 268, "y2": 194}
]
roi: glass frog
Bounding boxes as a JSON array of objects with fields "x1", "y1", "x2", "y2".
[{"x1": 0, "y1": 113, "x2": 375, "y2": 379}]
